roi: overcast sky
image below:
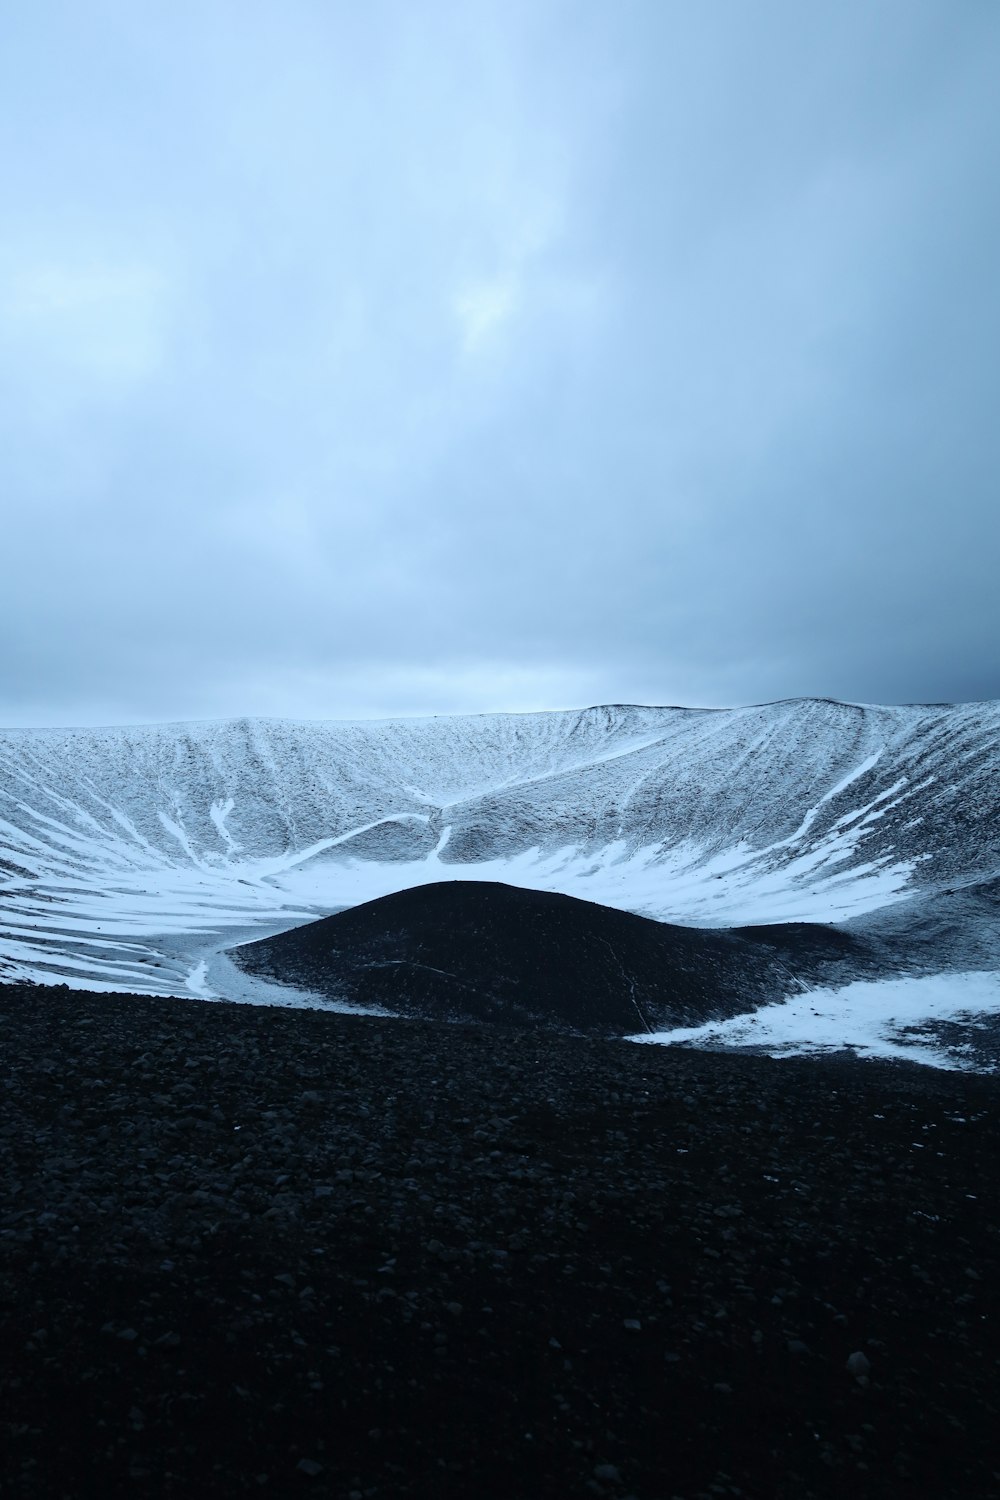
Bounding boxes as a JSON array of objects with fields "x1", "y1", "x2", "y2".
[{"x1": 2, "y1": 0, "x2": 999, "y2": 727}]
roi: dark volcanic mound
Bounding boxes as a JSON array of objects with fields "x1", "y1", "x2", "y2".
[{"x1": 233, "y1": 880, "x2": 875, "y2": 1034}]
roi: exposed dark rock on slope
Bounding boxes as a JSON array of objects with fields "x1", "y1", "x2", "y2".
[
  {"x1": 2, "y1": 984, "x2": 999, "y2": 1500},
  {"x1": 233, "y1": 880, "x2": 877, "y2": 1034}
]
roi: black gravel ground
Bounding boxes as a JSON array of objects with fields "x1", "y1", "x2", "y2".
[{"x1": 2, "y1": 982, "x2": 999, "y2": 1500}]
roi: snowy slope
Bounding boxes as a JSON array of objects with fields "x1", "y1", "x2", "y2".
[{"x1": 1, "y1": 698, "x2": 998, "y2": 1001}]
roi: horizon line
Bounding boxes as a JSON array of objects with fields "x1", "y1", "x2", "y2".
[{"x1": 1, "y1": 694, "x2": 985, "y2": 734}]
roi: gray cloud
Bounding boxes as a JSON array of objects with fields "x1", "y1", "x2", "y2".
[{"x1": 2, "y1": 0, "x2": 998, "y2": 725}]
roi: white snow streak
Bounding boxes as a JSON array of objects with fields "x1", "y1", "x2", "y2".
[{"x1": 184, "y1": 960, "x2": 216, "y2": 999}]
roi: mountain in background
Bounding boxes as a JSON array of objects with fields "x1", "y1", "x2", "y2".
[{"x1": 1, "y1": 699, "x2": 998, "y2": 1015}]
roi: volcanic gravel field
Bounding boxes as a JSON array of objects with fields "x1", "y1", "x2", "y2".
[{"x1": 2, "y1": 983, "x2": 999, "y2": 1500}]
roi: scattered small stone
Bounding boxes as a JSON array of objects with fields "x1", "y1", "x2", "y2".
[{"x1": 847, "y1": 1351, "x2": 871, "y2": 1378}]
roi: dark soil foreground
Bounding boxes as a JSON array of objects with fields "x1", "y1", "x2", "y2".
[{"x1": 1, "y1": 983, "x2": 999, "y2": 1500}]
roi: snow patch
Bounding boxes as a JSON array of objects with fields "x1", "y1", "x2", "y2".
[
  {"x1": 185, "y1": 960, "x2": 216, "y2": 999},
  {"x1": 628, "y1": 971, "x2": 1000, "y2": 1070}
]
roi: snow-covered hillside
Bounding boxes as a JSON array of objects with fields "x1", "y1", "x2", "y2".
[{"x1": 1, "y1": 698, "x2": 998, "y2": 998}]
